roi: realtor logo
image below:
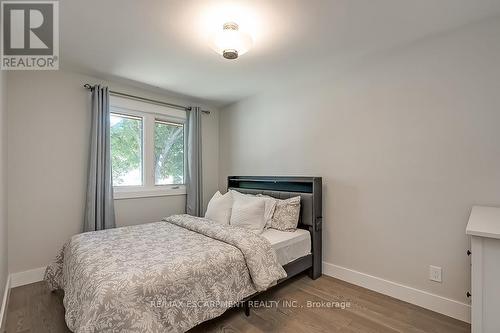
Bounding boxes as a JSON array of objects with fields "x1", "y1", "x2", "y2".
[{"x1": 1, "y1": 1, "x2": 59, "y2": 70}]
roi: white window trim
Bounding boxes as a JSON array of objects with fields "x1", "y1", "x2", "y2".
[
  {"x1": 114, "y1": 185, "x2": 186, "y2": 200},
  {"x1": 110, "y1": 95, "x2": 187, "y2": 199}
]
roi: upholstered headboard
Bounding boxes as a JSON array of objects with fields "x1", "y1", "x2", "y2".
[{"x1": 227, "y1": 176, "x2": 323, "y2": 279}]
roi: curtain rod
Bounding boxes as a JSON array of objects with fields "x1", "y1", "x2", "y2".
[{"x1": 83, "y1": 84, "x2": 210, "y2": 114}]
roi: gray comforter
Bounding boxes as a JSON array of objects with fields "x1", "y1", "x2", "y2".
[{"x1": 45, "y1": 214, "x2": 287, "y2": 333}]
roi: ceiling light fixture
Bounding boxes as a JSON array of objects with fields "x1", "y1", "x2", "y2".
[{"x1": 210, "y1": 22, "x2": 253, "y2": 60}]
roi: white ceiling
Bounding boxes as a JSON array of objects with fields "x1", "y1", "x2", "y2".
[{"x1": 61, "y1": 0, "x2": 500, "y2": 106}]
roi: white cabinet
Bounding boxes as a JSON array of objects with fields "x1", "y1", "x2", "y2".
[{"x1": 466, "y1": 206, "x2": 500, "y2": 333}]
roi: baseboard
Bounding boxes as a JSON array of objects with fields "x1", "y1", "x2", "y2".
[
  {"x1": 0, "y1": 275, "x2": 11, "y2": 332},
  {"x1": 322, "y1": 262, "x2": 471, "y2": 323},
  {"x1": 10, "y1": 267, "x2": 46, "y2": 288}
]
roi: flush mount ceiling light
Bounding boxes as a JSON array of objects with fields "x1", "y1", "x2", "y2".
[{"x1": 210, "y1": 22, "x2": 253, "y2": 60}]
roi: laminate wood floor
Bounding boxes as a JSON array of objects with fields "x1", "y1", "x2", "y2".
[{"x1": 4, "y1": 274, "x2": 470, "y2": 333}]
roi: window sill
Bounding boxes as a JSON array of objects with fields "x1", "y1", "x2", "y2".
[{"x1": 113, "y1": 186, "x2": 186, "y2": 200}]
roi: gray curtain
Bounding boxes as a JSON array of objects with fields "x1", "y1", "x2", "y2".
[
  {"x1": 186, "y1": 107, "x2": 203, "y2": 216},
  {"x1": 84, "y1": 85, "x2": 116, "y2": 232}
]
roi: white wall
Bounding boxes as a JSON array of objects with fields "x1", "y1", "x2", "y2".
[
  {"x1": 0, "y1": 64, "x2": 8, "y2": 310},
  {"x1": 7, "y1": 70, "x2": 219, "y2": 273},
  {"x1": 219, "y1": 18, "x2": 500, "y2": 303}
]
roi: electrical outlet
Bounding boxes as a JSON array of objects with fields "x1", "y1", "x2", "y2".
[{"x1": 429, "y1": 265, "x2": 442, "y2": 283}]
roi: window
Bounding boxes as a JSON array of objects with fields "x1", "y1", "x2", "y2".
[{"x1": 109, "y1": 96, "x2": 186, "y2": 199}]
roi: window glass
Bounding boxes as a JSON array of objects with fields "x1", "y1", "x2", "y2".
[
  {"x1": 110, "y1": 113, "x2": 143, "y2": 186},
  {"x1": 154, "y1": 120, "x2": 184, "y2": 185}
]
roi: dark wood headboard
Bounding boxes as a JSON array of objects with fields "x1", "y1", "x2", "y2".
[{"x1": 227, "y1": 176, "x2": 323, "y2": 279}]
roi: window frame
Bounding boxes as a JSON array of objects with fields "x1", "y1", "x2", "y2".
[{"x1": 109, "y1": 95, "x2": 187, "y2": 200}]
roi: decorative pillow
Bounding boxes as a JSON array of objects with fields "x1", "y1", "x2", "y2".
[
  {"x1": 205, "y1": 191, "x2": 232, "y2": 225},
  {"x1": 269, "y1": 196, "x2": 301, "y2": 231},
  {"x1": 230, "y1": 191, "x2": 267, "y2": 234}
]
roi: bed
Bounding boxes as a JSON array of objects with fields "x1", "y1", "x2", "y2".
[{"x1": 45, "y1": 176, "x2": 322, "y2": 333}]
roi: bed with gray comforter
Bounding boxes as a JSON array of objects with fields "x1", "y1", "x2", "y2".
[{"x1": 45, "y1": 214, "x2": 287, "y2": 333}]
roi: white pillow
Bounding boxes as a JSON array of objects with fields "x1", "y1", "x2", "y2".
[
  {"x1": 231, "y1": 190, "x2": 276, "y2": 227},
  {"x1": 205, "y1": 191, "x2": 232, "y2": 225},
  {"x1": 230, "y1": 191, "x2": 267, "y2": 234},
  {"x1": 262, "y1": 197, "x2": 277, "y2": 228}
]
